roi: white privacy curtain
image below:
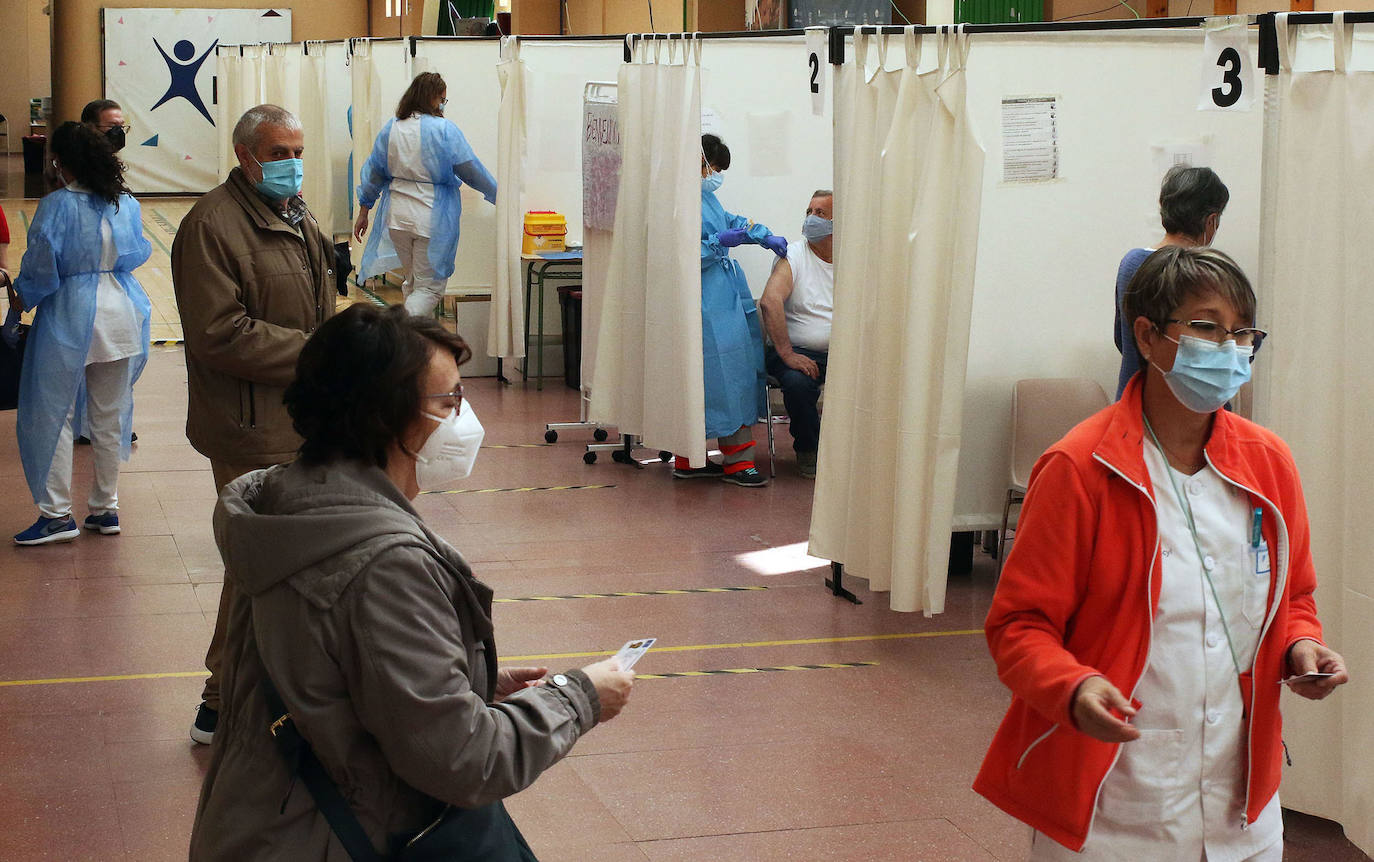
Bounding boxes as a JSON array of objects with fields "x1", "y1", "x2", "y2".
[
  {"x1": 581, "y1": 227, "x2": 612, "y2": 396},
  {"x1": 590, "y1": 36, "x2": 706, "y2": 466},
  {"x1": 491, "y1": 37, "x2": 528, "y2": 360},
  {"x1": 1253, "y1": 14, "x2": 1373, "y2": 854},
  {"x1": 349, "y1": 39, "x2": 380, "y2": 208},
  {"x1": 215, "y1": 45, "x2": 265, "y2": 178},
  {"x1": 297, "y1": 44, "x2": 341, "y2": 237},
  {"x1": 261, "y1": 44, "x2": 299, "y2": 109},
  {"x1": 809, "y1": 27, "x2": 985, "y2": 615},
  {"x1": 322, "y1": 41, "x2": 355, "y2": 236}
]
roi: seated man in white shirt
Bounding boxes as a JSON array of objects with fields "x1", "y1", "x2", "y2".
[{"x1": 759, "y1": 190, "x2": 833, "y2": 479}]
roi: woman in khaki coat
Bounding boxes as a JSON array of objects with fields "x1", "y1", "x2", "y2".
[{"x1": 189, "y1": 305, "x2": 633, "y2": 860}]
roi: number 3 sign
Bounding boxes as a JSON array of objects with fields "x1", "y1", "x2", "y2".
[{"x1": 1199, "y1": 20, "x2": 1255, "y2": 112}]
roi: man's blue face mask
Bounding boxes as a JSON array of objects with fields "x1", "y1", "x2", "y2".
[
  {"x1": 252, "y1": 153, "x2": 304, "y2": 201},
  {"x1": 802, "y1": 214, "x2": 833, "y2": 242}
]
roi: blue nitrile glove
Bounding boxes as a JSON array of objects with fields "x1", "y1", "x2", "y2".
[
  {"x1": 716, "y1": 228, "x2": 748, "y2": 248},
  {"x1": 762, "y1": 234, "x2": 789, "y2": 257}
]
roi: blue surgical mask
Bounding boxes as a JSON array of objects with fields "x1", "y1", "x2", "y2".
[
  {"x1": 701, "y1": 172, "x2": 723, "y2": 194},
  {"x1": 1152, "y1": 334, "x2": 1252, "y2": 413},
  {"x1": 252, "y1": 154, "x2": 304, "y2": 201},
  {"x1": 802, "y1": 214, "x2": 833, "y2": 242}
]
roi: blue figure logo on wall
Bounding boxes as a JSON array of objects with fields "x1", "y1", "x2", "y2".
[{"x1": 151, "y1": 37, "x2": 219, "y2": 125}]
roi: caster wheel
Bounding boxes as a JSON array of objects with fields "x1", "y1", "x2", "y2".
[
  {"x1": 611, "y1": 449, "x2": 630, "y2": 464},
  {"x1": 593, "y1": 428, "x2": 609, "y2": 442},
  {"x1": 583, "y1": 451, "x2": 597, "y2": 465},
  {"x1": 544, "y1": 429, "x2": 558, "y2": 444},
  {"x1": 658, "y1": 451, "x2": 672, "y2": 463}
]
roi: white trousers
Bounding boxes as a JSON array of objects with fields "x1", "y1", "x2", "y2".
[
  {"x1": 389, "y1": 228, "x2": 447, "y2": 317},
  {"x1": 1030, "y1": 828, "x2": 1283, "y2": 862},
  {"x1": 37, "y1": 358, "x2": 132, "y2": 519}
]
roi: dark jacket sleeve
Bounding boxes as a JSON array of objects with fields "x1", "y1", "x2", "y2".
[
  {"x1": 171, "y1": 216, "x2": 308, "y2": 387},
  {"x1": 341, "y1": 549, "x2": 598, "y2": 809}
]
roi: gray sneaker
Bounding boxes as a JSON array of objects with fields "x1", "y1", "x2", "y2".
[
  {"x1": 721, "y1": 466, "x2": 769, "y2": 487},
  {"x1": 797, "y1": 451, "x2": 817, "y2": 479}
]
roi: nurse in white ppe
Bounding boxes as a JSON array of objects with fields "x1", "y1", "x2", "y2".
[{"x1": 354, "y1": 72, "x2": 497, "y2": 316}]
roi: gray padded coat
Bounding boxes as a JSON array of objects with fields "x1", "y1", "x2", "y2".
[{"x1": 189, "y1": 460, "x2": 600, "y2": 861}]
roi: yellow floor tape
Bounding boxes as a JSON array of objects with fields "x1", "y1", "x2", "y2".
[
  {"x1": 0, "y1": 631, "x2": 977, "y2": 688},
  {"x1": 495, "y1": 586, "x2": 768, "y2": 603},
  {"x1": 420, "y1": 484, "x2": 615, "y2": 495}
]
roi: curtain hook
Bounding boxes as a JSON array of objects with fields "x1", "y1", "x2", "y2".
[{"x1": 1332, "y1": 11, "x2": 1350, "y2": 73}]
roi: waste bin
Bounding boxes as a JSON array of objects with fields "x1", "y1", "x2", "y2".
[
  {"x1": 557, "y1": 285, "x2": 582, "y2": 391},
  {"x1": 21, "y1": 135, "x2": 45, "y2": 175}
]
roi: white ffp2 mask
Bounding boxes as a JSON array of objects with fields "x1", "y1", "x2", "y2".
[{"x1": 415, "y1": 400, "x2": 485, "y2": 487}]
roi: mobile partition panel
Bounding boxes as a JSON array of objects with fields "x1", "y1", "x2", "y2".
[{"x1": 1254, "y1": 12, "x2": 1374, "y2": 856}]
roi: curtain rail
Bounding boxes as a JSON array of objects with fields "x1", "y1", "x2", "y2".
[{"x1": 236, "y1": 11, "x2": 1372, "y2": 63}]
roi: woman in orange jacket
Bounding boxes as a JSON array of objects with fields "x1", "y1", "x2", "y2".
[{"x1": 975, "y1": 246, "x2": 1348, "y2": 860}]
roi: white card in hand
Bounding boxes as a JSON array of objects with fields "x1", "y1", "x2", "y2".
[
  {"x1": 1279, "y1": 672, "x2": 1335, "y2": 685},
  {"x1": 613, "y1": 638, "x2": 656, "y2": 671}
]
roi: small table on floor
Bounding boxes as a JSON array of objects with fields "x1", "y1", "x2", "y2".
[{"x1": 520, "y1": 250, "x2": 583, "y2": 390}]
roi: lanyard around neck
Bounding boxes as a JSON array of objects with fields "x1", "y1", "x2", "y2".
[{"x1": 1143, "y1": 413, "x2": 1244, "y2": 679}]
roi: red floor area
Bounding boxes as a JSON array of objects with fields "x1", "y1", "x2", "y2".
[{"x1": 0, "y1": 348, "x2": 1367, "y2": 860}]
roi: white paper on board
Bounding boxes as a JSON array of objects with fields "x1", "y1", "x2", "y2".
[
  {"x1": 1199, "y1": 18, "x2": 1255, "y2": 112},
  {"x1": 1150, "y1": 137, "x2": 1216, "y2": 176},
  {"x1": 1001, "y1": 96, "x2": 1059, "y2": 183},
  {"x1": 701, "y1": 107, "x2": 726, "y2": 141}
]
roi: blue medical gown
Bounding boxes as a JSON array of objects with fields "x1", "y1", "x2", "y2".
[
  {"x1": 356, "y1": 114, "x2": 497, "y2": 282},
  {"x1": 13, "y1": 190, "x2": 152, "y2": 501},
  {"x1": 700, "y1": 189, "x2": 772, "y2": 439}
]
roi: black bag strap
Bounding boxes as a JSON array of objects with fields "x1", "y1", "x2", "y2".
[{"x1": 259, "y1": 673, "x2": 388, "y2": 862}]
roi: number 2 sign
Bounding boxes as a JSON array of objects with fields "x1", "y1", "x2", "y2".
[
  {"x1": 806, "y1": 28, "x2": 827, "y2": 116},
  {"x1": 1199, "y1": 20, "x2": 1254, "y2": 112}
]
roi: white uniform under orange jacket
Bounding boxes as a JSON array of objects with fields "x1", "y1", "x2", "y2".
[{"x1": 974, "y1": 374, "x2": 1327, "y2": 851}]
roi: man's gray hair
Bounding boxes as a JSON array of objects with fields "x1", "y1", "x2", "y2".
[
  {"x1": 1158, "y1": 165, "x2": 1228, "y2": 239},
  {"x1": 232, "y1": 104, "x2": 302, "y2": 150},
  {"x1": 812, "y1": 189, "x2": 833, "y2": 199}
]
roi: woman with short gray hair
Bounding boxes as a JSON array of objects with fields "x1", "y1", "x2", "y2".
[
  {"x1": 978, "y1": 245, "x2": 1348, "y2": 860},
  {"x1": 1113, "y1": 165, "x2": 1229, "y2": 398}
]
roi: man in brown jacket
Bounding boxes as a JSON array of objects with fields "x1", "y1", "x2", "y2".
[{"x1": 171, "y1": 104, "x2": 336, "y2": 745}]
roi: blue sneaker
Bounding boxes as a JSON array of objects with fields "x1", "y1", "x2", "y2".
[
  {"x1": 83, "y1": 512, "x2": 121, "y2": 535},
  {"x1": 14, "y1": 515, "x2": 81, "y2": 546}
]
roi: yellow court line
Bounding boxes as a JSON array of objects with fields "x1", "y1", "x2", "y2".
[
  {"x1": 0, "y1": 670, "x2": 209, "y2": 688},
  {"x1": 501, "y1": 628, "x2": 983, "y2": 663},
  {"x1": 0, "y1": 629, "x2": 981, "y2": 689}
]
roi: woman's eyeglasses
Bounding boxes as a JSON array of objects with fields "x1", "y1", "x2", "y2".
[
  {"x1": 422, "y1": 384, "x2": 463, "y2": 413},
  {"x1": 1164, "y1": 319, "x2": 1268, "y2": 353}
]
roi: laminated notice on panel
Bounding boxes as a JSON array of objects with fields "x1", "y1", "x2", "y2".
[
  {"x1": 1001, "y1": 97, "x2": 1059, "y2": 183},
  {"x1": 583, "y1": 83, "x2": 621, "y2": 232}
]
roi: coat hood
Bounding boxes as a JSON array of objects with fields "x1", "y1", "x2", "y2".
[{"x1": 213, "y1": 460, "x2": 446, "y2": 607}]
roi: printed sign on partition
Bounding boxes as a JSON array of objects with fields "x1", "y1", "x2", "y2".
[
  {"x1": 1001, "y1": 96, "x2": 1060, "y2": 183},
  {"x1": 1199, "y1": 21, "x2": 1255, "y2": 112},
  {"x1": 582, "y1": 83, "x2": 621, "y2": 232}
]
